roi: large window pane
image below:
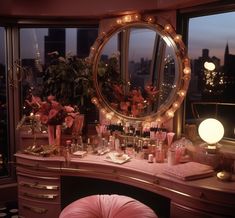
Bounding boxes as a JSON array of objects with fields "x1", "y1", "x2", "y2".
[
  {"x1": 186, "y1": 11, "x2": 235, "y2": 140},
  {"x1": 20, "y1": 27, "x2": 98, "y2": 124},
  {"x1": 0, "y1": 27, "x2": 9, "y2": 177}
]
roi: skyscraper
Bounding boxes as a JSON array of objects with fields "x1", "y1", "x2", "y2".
[
  {"x1": 77, "y1": 28, "x2": 98, "y2": 58},
  {"x1": 44, "y1": 28, "x2": 66, "y2": 64}
]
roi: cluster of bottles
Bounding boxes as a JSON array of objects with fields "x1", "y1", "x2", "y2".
[
  {"x1": 61, "y1": 121, "x2": 186, "y2": 166},
  {"x1": 105, "y1": 123, "x2": 177, "y2": 164},
  {"x1": 107, "y1": 123, "x2": 167, "y2": 138}
]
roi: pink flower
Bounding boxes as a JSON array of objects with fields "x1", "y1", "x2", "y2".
[
  {"x1": 65, "y1": 116, "x2": 74, "y2": 128},
  {"x1": 48, "y1": 109, "x2": 59, "y2": 120},
  {"x1": 39, "y1": 114, "x2": 49, "y2": 124},
  {"x1": 25, "y1": 94, "x2": 78, "y2": 127},
  {"x1": 64, "y1": 105, "x2": 74, "y2": 113},
  {"x1": 47, "y1": 95, "x2": 55, "y2": 102}
]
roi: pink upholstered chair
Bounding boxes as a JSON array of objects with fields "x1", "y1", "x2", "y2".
[{"x1": 59, "y1": 194, "x2": 158, "y2": 218}]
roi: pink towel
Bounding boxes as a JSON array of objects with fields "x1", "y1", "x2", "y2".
[{"x1": 163, "y1": 161, "x2": 214, "y2": 181}]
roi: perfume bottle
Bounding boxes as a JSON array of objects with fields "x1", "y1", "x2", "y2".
[
  {"x1": 64, "y1": 140, "x2": 71, "y2": 166},
  {"x1": 155, "y1": 142, "x2": 165, "y2": 163}
]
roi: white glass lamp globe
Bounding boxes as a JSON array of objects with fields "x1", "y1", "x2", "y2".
[{"x1": 198, "y1": 118, "x2": 224, "y2": 144}]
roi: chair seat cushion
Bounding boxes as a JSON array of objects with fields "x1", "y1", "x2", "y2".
[{"x1": 59, "y1": 194, "x2": 158, "y2": 218}]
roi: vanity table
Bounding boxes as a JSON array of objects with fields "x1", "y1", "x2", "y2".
[{"x1": 15, "y1": 153, "x2": 235, "y2": 218}]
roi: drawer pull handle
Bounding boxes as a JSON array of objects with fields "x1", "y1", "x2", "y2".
[
  {"x1": 23, "y1": 192, "x2": 58, "y2": 200},
  {"x1": 22, "y1": 204, "x2": 48, "y2": 214},
  {"x1": 19, "y1": 181, "x2": 59, "y2": 190}
]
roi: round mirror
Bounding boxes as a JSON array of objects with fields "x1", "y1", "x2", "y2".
[{"x1": 89, "y1": 15, "x2": 191, "y2": 124}]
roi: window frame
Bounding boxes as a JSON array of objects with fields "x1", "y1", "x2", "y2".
[{"x1": 177, "y1": 1, "x2": 235, "y2": 144}]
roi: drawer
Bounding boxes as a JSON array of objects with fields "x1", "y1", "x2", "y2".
[
  {"x1": 18, "y1": 174, "x2": 60, "y2": 203},
  {"x1": 171, "y1": 201, "x2": 223, "y2": 218},
  {"x1": 19, "y1": 197, "x2": 61, "y2": 218},
  {"x1": 18, "y1": 172, "x2": 60, "y2": 190}
]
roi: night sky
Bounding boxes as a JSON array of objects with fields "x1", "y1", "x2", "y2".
[{"x1": 188, "y1": 11, "x2": 235, "y2": 65}]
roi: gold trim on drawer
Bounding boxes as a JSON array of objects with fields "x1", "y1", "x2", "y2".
[
  {"x1": 22, "y1": 204, "x2": 48, "y2": 214},
  {"x1": 19, "y1": 181, "x2": 59, "y2": 190},
  {"x1": 22, "y1": 192, "x2": 58, "y2": 200}
]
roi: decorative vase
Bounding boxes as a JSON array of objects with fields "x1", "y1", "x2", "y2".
[
  {"x1": 167, "y1": 132, "x2": 175, "y2": 147},
  {"x1": 48, "y1": 125, "x2": 61, "y2": 146},
  {"x1": 55, "y1": 125, "x2": 61, "y2": 146}
]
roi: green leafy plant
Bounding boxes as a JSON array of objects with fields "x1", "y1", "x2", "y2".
[{"x1": 43, "y1": 52, "x2": 94, "y2": 106}]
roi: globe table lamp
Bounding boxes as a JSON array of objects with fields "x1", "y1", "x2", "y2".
[{"x1": 198, "y1": 118, "x2": 224, "y2": 154}]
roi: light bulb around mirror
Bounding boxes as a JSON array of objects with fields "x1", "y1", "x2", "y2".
[
  {"x1": 198, "y1": 118, "x2": 224, "y2": 145},
  {"x1": 164, "y1": 24, "x2": 173, "y2": 33},
  {"x1": 91, "y1": 97, "x2": 98, "y2": 105},
  {"x1": 183, "y1": 67, "x2": 191, "y2": 75}
]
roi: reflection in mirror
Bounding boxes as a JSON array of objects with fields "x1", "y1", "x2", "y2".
[
  {"x1": 90, "y1": 15, "x2": 191, "y2": 124},
  {"x1": 98, "y1": 27, "x2": 177, "y2": 118}
]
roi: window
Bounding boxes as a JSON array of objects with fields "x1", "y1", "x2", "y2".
[
  {"x1": 180, "y1": 3, "x2": 235, "y2": 140},
  {"x1": 19, "y1": 27, "x2": 98, "y2": 123},
  {"x1": 0, "y1": 21, "x2": 98, "y2": 182}
]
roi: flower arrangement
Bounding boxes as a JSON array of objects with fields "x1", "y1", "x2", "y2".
[
  {"x1": 97, "y1": 52, "x2": 159, "y2": 117},
  {"x1": 20, "y1": 94, "x2": 80, "y2": 146},
  {"x1": 24, "y1": 94, "x2": 79, "y2": 128}
]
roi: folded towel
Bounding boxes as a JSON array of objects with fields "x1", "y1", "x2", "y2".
[{"x1": 163, "y1": 162, "x2": 214, "y2": 181}]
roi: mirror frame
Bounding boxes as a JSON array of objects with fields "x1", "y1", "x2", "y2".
[{"x1": 89, "y1": 14, "x2": 191, "y2": 125}]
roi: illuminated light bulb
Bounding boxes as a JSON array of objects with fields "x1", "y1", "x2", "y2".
[
  {"x1": 183, "y1": 67, "x2": 191, "y2": 75},
  {"x1": 91, "y1": 97, "x2": 98, "y2": 105},
  {"x1": 106, "y1": 113, "x2": 113, "y2": 120},
  {"x1": 156, "y1": 117, "x2": 162, "y2": 123},
  {"x1": 117, "y1": 119, "x2": 121, "y2": 124},
  {"x1": 204, "y1": 61, "x2": 215, "y2": 71},
  {"x1": 173, "y1": 101, "x2": 179, "y2": 108},
  {"x1": 116, "y1": 19, "x2": 122, "y2": 24},
  {"x1": 101, "y1": 31, "x2": 106, "y2": 36},
  {"x1": 166, "y1": 110, "x2": 174, "y2": 118},
  {"x1": 174, "y1": 34, "x2": 182, "y2": 42},
  {"x1": 147, "y1": 16, "x2": 154, "y2": 23},
  {"x1": 164, "y1": 24, "x2": 173, "y2": 33},
  {"x1": 100, "y1": 108, "x2": 106, "y2": 114},
  {"x1": 134, "y1": 14, "x2": 140, "y2": 20},
  {"x1": 178, "y1": 90, "x2": 186, "y2": 97},
  {"x1": 109, "y1": 111, "x2": 114, "y2": 116},
  {"x1": 123, "y1": 15, "x2": 132, "y2": 23},
  {"x1": 183, "y1": 75, "x2": 190, "y2": 81}
]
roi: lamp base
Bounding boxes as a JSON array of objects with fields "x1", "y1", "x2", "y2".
[
  {"x1": 200, "y1": 143, "x2": 222, "y2": 154},
  {"x1": 217, "y1": 171, "x2": 232, "y2": 182}
]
